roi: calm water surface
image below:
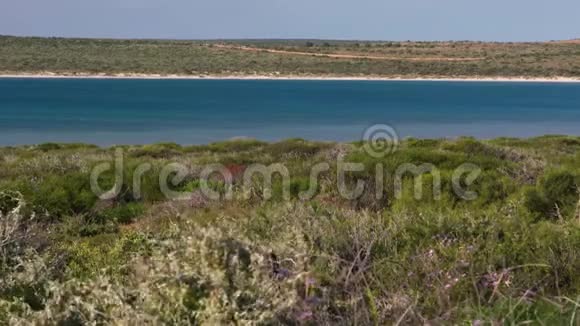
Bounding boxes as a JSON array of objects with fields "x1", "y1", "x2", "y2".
[{"x1": 1, "y1": 78, "x2": 579, "y2": 145}]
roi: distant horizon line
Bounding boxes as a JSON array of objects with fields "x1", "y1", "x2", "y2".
[{"x1": 1, "y1": 34, "x2": 578, "y2": 44}]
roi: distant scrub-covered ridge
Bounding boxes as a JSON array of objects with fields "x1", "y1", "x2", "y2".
[
  {"x1": 0, "y1": 136, "x2": 579, "y2": 324},
  {"x1": 1, "y1": 35, "x2": 580, "y2": 78}
]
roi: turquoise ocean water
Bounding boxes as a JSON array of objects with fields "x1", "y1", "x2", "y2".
[{"x1": 1, "y1": 78, "x2": 579, "y2": 145}]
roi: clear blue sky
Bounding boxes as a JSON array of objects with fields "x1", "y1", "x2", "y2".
[{"x1": 1, "y1": 0, "x2": 579, "y2": 41}]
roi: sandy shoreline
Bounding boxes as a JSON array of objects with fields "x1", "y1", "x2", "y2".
[{"x1": 1, "y1": 73, "x2": 580, "y2": 83}]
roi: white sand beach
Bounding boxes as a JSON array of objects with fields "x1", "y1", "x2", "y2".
[{"x1": 1, "y1": 72, "x2": 580, "y2": 83}]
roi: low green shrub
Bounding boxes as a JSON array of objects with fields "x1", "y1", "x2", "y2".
[
  {"x1": 129, "y1": 143, "x2": 183, "y2": 158},
  {"x1": 187, "y1": 139, "x2": 267, "y2": 153},
  {"x1": 99, "y1": 203, "x2": 145, "y2": 224},
  {"x1": 262, "y1": 139, "x2": 330, "y2": 159},
  {"x1": 33, "y1": 143, "x2": 98, "y2": 152},
  {"x1": 0, "y1": 190, "x2": 22, "y2": 214},
  {"x1": 23, "y1": 172, "x2": 97, "y2": 220},
  {"x1": 77, "y1": 222, "x2": 119, "y2": 237},
  {"x1": 524, "y1": 170, "x2": 579, "y2": 219}
]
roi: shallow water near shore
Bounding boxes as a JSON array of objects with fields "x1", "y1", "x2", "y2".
[{"x1": 1, "y1": 78, "x2": 580, "y2": 146}]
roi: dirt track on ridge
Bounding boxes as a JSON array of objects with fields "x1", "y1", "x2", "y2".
[{"x1": 214, "y1": 44, "x2": 484, "y2": 62}]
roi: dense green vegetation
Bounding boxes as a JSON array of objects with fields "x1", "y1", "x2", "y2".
[
  {"x1": 1, "y1": 136, "x2": 579, "y2": 324},
  {"x1": 1, "y1": 35, "x2": 580, "y2": 78}
]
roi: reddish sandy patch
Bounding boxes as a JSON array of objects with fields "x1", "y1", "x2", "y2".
[{"x1": 549, "y1": 39, "x2": 580, "y2": 44}]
